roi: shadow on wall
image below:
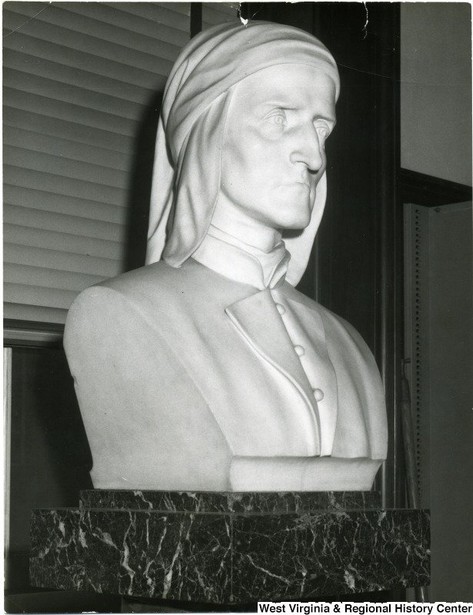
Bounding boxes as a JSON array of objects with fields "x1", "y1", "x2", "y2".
[{"x1": 124, "y1": 90, "x2": 164, "y2": 272}]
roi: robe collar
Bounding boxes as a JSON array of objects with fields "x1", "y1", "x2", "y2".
[{"x1": 192, "y1": 224, "x2": 291, "y2": 290}]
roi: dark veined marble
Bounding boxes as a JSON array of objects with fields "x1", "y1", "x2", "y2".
[
  {"x1": 232, "y1": 510, "x2": 430, "y2": 599},
  {"x1": 79, "y1": 490, "x2": 381, "y2": 514},
  {"x1": 30, "y1": 490, "x2": 430, "y2": 604},
  {"x1": 31, "y1": 509, "x2": 232, "y2": 603}
]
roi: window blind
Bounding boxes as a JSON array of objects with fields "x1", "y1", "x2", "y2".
[
  {"x1": 202, "y1": 2, "x2": 238, "y2": 29},
  {"x1": 4, "y1": 2, "x2": 239, "y2": 328},
  {"x1": 3, "y1": 2, "x2": 192, "y2": 325}
]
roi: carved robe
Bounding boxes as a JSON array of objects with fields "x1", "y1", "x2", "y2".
[{"x1": 65, "y1": 259, "x2": 387, "y2": 491}]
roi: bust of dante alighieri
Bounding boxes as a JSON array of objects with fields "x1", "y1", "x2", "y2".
[{"x1": 64, "y1": 21, "x2": 388, "y2": 492}]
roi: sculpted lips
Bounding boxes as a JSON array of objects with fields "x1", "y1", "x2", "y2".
[
  {"x1": 284, "y1": 179, "x2": 310, "y2": 188},
  {"x1": 295, "y1": 181, "x2": 311, "y2": 191}
]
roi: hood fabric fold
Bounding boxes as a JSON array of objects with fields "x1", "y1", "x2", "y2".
[{"x1": 145, "y1": 20, "x2": 339, "y2": 286}]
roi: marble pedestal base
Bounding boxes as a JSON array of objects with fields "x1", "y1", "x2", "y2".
[{"x1": 30, "y1": 491, "x2": 429, "y2": 604}]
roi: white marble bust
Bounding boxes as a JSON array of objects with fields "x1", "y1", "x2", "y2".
[{"x1": 64, "y1": 21, "x2": 387, "y2": 492}]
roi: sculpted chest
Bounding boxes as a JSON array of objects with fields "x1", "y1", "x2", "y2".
[
  {"x1": 65, "y1": 262, "x2": 386, "y2": 490},
  {"x1": 119, "y1": 275, "x2": 325, "y2": 458}
]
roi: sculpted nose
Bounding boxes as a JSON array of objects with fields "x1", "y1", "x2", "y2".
[{"x1": 290, "y1": 126, "x2": 324, "y2": 173}]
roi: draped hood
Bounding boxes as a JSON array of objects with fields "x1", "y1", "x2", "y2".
[{"x1": 145, "y1": 20, "x2": 340, "y2": 286}]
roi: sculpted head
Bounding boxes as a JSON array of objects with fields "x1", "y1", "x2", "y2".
[
  {"x1": 215, "y1": 64, "x2": 337, "y2": 243},
  {"x1": 146, "y1": 21, "x2": 340, "y2": 284}
]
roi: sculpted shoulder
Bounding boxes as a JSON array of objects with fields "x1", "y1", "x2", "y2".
[
  {"x1": 64, "y1": 259, "x2": 254, "y2": 353},
  {"x1": 64, "y1": 261, "x2": 177, "y2": 352},
  {"x1": 67, "y1": 260, "x2": 206, "y2": 317},
  {"x1": 72, "y1": 259, "x2": 255, "y2": 308},
  {"x1": 92, "y1": 260, "x2": 192, "y2": 297}
]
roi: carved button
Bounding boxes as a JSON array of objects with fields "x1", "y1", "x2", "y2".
[
  {"x1": 294, "y1": 345, "x2": 305, "y2": 357},
  {"x1": 312, "y1": 388, "x2": 324, "y2": 402},
  {"x1": 276, "y1": 303, "x2": 286, "y2": 316}
]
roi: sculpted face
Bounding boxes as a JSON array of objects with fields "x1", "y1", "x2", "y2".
[{"x1": 217, "y1": 64, "x2": 336, "y2": 236}]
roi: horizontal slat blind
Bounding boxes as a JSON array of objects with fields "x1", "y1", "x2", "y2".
[
  {"x1": 202, "y1": 3, "x2": 238, "y2": 28},
  {"x1": 3, "y1": 1, "x2": 191, "y2": 325}
]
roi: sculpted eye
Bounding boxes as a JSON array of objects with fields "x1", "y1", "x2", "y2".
[
  {"x1": 266, "y1": 109, "x2": 287, "y2": 126},
  {"x1": 316, "y1": 122, "x2": 331, "y2": 141}
]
